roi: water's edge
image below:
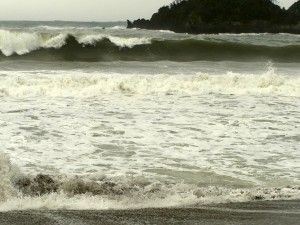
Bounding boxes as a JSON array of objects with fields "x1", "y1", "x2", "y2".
[{"x1": 0, "y1": 200, "x2": 300, "y2": 225}]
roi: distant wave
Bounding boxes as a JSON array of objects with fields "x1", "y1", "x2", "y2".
[
  {"x1": 1, "y1": 30, "x2": 300, "y2": 62},
  {"x1": 158, "y1": 30, "x2": 175, "y2": 33},
  {"x1": 0, "y1": 71, "x2": 299, "y2": 97},
  {"x1": 107, "y1": 25, "x2": 127, "y2": 30}
]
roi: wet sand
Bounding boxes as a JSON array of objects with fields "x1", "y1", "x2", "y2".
[{"x1": 0, "y1": 200, "x2": 299, "y2": 225}]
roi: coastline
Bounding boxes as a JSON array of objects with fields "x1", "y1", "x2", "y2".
[
  {"x1": 127, "y1": 20, "x2": 300, "y2": 34},
  {"x1": 0, "y1": 200, "x2": 299, "y2": 225},
  {"x1": 127, "y1": 0, "x2": 300, "y2": 35}
]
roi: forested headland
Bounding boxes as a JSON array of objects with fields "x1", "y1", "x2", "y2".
[{"x1": 127, "y1": 0, "x2": 300, "y2": 33}]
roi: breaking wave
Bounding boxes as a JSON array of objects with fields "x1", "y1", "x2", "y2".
[
  {"x1": 0, "y1": 30, "x2": 151, "y2": 57},
  {"x1": 0, "y1": 152, "x2": 300, "y2": 211},
  {"x1": 1, "y1": 30, "x2": 300, "y2": 62},
  {"x1": 0, "y1": 70, "x2": 299, "y2": 97}
]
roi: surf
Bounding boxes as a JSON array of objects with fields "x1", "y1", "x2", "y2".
[
  {"x1": 1, "y1": 152, "x2": 300, "y2": 211},
  {"x1": 0, "y1": 70, "x2": 299, "y2": 97}
]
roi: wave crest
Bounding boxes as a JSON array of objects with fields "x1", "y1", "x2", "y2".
[
  {"x1": 2, "y1": 30, "x2": 300, "y2": 62},
  {"x1": 2, "y1": 171, "x2": 300, "y2": 211},
  {"x1": 1, "y1": 152, "x2": 300, "y2": 210},
  {"x1": 77, "y1": 34, "x2": 151, "y2": 48},
  {"x1": 0, "y1": 30, "x2": 151, "y2": 57}
]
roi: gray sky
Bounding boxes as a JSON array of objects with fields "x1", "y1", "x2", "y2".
[{"x1": 0, "y1": 0, "x2": 297, "y2": 22}]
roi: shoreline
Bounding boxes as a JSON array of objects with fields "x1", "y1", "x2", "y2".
[
  {"x1": 127, "y1": 0, "x2": 300, "y2": 35},
  {"x1": 127, "y1": 23, "x2": 300, "y2": 35},
  {"x1": 0, "y1": 200, "x2": 299, "y2": 225}
]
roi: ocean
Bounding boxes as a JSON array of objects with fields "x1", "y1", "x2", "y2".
[{"x1": 0, "y1": 21, "x2": 299, "y2": 211}]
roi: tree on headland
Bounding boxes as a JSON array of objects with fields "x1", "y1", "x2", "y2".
[
  {"x1": 128, "y1": 0, "x2": 300, "y2": 34},
  {"x1": 173, "y1": 0, "x2": 186, "y2": 4}
]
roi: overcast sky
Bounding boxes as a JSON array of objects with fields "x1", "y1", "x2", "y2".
[{"x1": 0, "y1": 0, "x2": 297, "y2": 22}]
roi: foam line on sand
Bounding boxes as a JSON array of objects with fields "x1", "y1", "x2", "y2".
[{"x1": 0, "y1": 200, "x2": 299, "y2": 225}]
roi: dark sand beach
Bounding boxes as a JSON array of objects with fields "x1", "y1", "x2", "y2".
[{"x1": 0, "y1": 200, "x2": 299, "y2": 225}]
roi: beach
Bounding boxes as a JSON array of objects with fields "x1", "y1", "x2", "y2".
[{"x1": 0, "y1": 200, "x2": 300, "y2": 225}]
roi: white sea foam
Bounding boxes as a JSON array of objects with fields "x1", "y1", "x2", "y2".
[
  {"x1": 1, "y1": 68, "x2": 299, "y2": 212},
  {"x1": 1, "y1": 185, "x2": 299, "y2": 211},
  {"x1": 0, "y1": 71, "x2": 299, "y2": 97}
]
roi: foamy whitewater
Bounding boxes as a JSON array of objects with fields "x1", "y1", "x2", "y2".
[{"x1": 0, "y1": 21, "x2": 300, "y2": 211}]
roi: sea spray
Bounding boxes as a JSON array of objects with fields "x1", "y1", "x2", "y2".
[{"x1": 0, "y1": 153, "x2": 17, "y2": 201}]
